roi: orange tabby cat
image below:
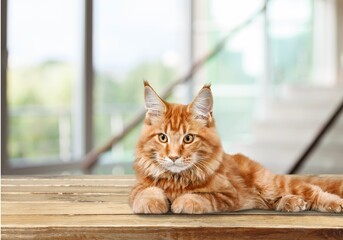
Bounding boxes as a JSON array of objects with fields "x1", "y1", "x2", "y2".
[{"x1": 129, "y1": 81, "x2": 343, "y2": 214}]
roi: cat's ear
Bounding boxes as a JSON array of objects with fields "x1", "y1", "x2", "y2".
[
  {"x1": 144, "y1": 81, "x2": 166, "y2": 119},
  {"x1": 189, "y1": 84, "x2": 213, "y2": 124}
]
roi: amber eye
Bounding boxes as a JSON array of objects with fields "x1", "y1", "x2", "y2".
[
  {"x1": 183, "y1": 134, "x2": 194, "y2": 144},
  {"x1": 158, "y1": 133, "x2": 168, "y2": 143}
]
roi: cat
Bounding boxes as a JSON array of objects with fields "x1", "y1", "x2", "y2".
[{"x1": 129, "y1": 81, "x2": 343, "y2": 214}]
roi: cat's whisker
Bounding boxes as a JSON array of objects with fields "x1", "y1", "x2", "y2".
[
  {"x1": 192, "y1": 162, "x2": 209, "y2": 177},
  {"x1": 191, "y1": 162, "x2": 202, "y2": 172},
  {"x1": 194, "y1": 161, "x2": 213, "y2": 174}
]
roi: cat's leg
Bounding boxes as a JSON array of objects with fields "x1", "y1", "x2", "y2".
[
  {"x1": 129, "y1": 184, "x2": 169, "y2": 214},
  {"x1": 274, "y1": 195, "x2": 308, "y2": 212},
  {"x1": 271, "y1": 175, "x2": 343, "y2": 213},
  {"x1": 309, "y1": 186, "x2": 343, "y2": 213},
  {"x1": 171, "y1": 192, "x2": 240, "y2": 214}
]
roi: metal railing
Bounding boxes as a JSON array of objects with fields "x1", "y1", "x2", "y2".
[{"x1": 288, "y1": 98, "x2": 343, "y2": 174}]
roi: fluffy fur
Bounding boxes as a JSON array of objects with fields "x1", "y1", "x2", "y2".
[{"x1": 129, "y1": 81, "x2": 343, "y2": 214}]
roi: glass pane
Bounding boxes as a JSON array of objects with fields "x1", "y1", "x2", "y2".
[
  {"x1": 7, "y1": 0, "x2": 82, "y2": 166},
  {"x1": 268, "y1": 0, "x2": 313, "y2": 89},
  {"x1": 93, "y1": 0, "x2": 188, "y2": 173},
  {"x1": 193, "y1": 0, "x2": 264, "y2": 147}
]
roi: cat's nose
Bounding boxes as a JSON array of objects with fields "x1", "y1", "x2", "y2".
[{"x1": 168, "y1": 156, "x2": 180, "y2": 162}]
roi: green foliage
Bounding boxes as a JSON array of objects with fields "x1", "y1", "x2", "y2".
[
  {"x1": 8, "y1": 59, "x2": 177, "y2": 165},
  {"x1": 8, "y1": 61, "x2": 73, "y2": 107},
  {"x1": 8, "y1": 61, "x2": 73, "y2": 161}
]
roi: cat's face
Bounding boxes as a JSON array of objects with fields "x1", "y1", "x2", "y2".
[
  {"x1": 135, "y1": 81, "x2": 222, "y2": 178},
  {"x1": 142, "y1": 104, "x2": 209, "y2": 174}
]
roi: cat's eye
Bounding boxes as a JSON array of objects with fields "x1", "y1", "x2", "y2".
[
  {"x1": 158, "y1": 133, "x2": 168, "y2": 143},
  {"x1": 183, "y1": 134, "x2": 194, "y2": 144}
]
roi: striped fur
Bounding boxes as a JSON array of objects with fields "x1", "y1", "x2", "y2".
[{"x1": 129, "y1": 82, "x2": 343, "y2": 214}]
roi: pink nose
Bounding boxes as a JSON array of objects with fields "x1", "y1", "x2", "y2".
[{"x1": 169, "y1": 156, "x2": 180, "y2": 162}]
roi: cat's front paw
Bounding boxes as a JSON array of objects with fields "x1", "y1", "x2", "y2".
[
  {"x1": 319, "y1": 198, "x2": 343, "y2": 213},
  {"x1": 275, "y1": 195, "x2": 308, "y2": 212},
  {"x1": 171, "y1": 193, "x2": 212, "y2": 214},
  {"x1": 132, "y1": 187, "x2": 169, "y2": 214}
]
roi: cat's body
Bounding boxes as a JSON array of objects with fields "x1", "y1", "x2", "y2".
[{"x1": 129, "y1": 82, "x2": 343, "y2": 214}]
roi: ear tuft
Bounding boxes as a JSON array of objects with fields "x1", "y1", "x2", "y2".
[
  {"x1": 143, "y1": 79, "x2": 150, "y2": 87},
  {"x1": 190, "y1": 86, "x2": 213, "y2": 121},
  {"x1": 144, "y1": 82, "x2": 166, "y2": 117}
]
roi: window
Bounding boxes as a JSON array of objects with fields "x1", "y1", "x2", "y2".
[
  {"x1": 7, "y1": 0, "x2": 82, "y2": 168},
  {"x1": 3, "y1": 0, "x2": 340, "y2": 175},
  {"x1": 268, "y1": 0, "x2": 313, "y2": 89}
]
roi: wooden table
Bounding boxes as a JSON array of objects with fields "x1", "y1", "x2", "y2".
[{"x1": 2, "y1": 175, "x2": 343, "y2": 240}]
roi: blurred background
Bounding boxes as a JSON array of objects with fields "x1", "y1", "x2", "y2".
[{"x1": 1, "y1": 0, "x2": 343, "y2": 175}]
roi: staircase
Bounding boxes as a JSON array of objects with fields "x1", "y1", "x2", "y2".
[{"x1": 228, "y1": 85, "x2": 343, "y2": 174}]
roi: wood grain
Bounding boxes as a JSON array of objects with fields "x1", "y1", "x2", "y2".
[{"x1": 2, "y1": 175, "x2": 343, "y2": 240}]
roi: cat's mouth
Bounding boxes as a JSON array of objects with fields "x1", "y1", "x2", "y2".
[
  {"x1": 164, "y1": 158, "x2": 191, "y2": 173},
  {"x1": 165, "y1": 164, "x2": 190, "y2": 173}
]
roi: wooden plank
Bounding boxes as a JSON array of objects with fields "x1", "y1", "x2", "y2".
[
  {"x1": 3, "y1": 214, "x2": 343, "y2": 228},
  {"x1": 2, "y1": 202, "x2": 132, "y2": 215},
  {"x1": 3, "y1": 201, "x2": 336, "y2": 216},
  {"x1": 1, "y1": 175, "x2": 135, "y2": 180},
  {"x1": 1, "y1": 185, "x2": 131, "y2": 194},
  {"x1": 1, "y1": 192, "x2": 129, "y2": 203},
  {"x1": 1, "y1": 178, "x2": 136, "y2": 186}
]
